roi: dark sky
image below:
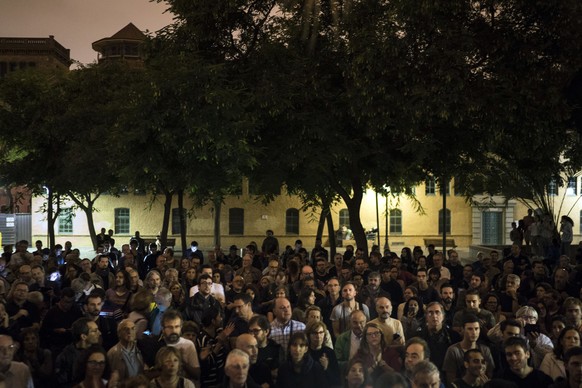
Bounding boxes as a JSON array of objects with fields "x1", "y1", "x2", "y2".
[{"x1": 0, "y1": 0, "x2": 174, "y2": 65}]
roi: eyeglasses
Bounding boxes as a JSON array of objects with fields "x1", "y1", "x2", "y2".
[
  {"x1": 0, "y1": 345, "x2": 15, "y2": 353},
  {"x1": 366, "y1": 331, "x2": 381, "y2": 337}
]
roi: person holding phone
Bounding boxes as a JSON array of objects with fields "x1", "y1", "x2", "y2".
[{"x1": 515, "y1": 306, "x2": 554, "y2": 367}]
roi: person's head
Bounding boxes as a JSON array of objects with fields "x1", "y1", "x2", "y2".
[
  {"x1": 470, "y1": 273, "x2": 484, "y2": 290},
  {"x1": 145, "y1": 270, "x2": 162, "y2": 290},
  {"x1": 463, "y1": 264, "x2": 473, "y2": 280},
  {"x1": 236, "y1": 333, "x2": 259, "y2": 364},
  {"x1": 326, "y1": 277, "x2": 341, "y2": 295},
  {"x1": 432, "y1": 253, "x2": 443, "y2": 268},
  {"x1": 155, "y1": 346, "x2": 182, "y2": 376},
  {"x1": 564, "y1": 297, "x2": 582, "y2": 326},
  {"x1": 225, "y1": 349, "x2": 250, "y2": 387},
  {"x1": 72, "y1": 317, "x2": 101, "y2": 346},
  {"x1": 346, "y1": 358, "x2": 369, "y2": 388},
  {"x1": 20, "y1": 327, "x2": 40, "y2": 353},
  {"x1": 463, "y1": 348, "x2": 487, "y2": 379},
  {"x1": 350, "y1": 309, "x2": 367, "y2": 338},
  {"x1": 130, "y1": 290, "x2": 154, "y2": 315},
  {"x1": 274, "y1": 297, "x2": 292, "y2": 324},
  {"x1": 515, "y1": 305, "x2": 538, "y2": 325},
  {"x1": 58, "y1": 287, "x2": 76, "y2": 312},
  {"x1": 368, "y1": 272, "x2": 380, "y2": 290},
  {"x1": 232, "y1": 293, "x2": 253, "y2": 320},
  {"x1": 555, "y1": 327, "x2": 581, "y2": 358},
  {"x1": 342, "y1": 282, "x2": 357, "y2": 301},
  {"x1": 287, "y1": 332, "x2": 309, "y2": 365},
  {"x1": 76, "y1": 345, "x2": 108, "y2": 381},
  {"x1": 440, "y1": 284, "x2": 454, "y2": 304},
  {"x1": 117, "y1": 319, "x2": 137, "y2": 345},
  {"x1": 405, "y1": 337, "x2": 430, "y2": 372},
  {"x1": 425, "y1": 302, "x2": 445, "y2": 331},
  {"x1": 375, "y1": 296, "x2": 392, "y2": 320},
  {"x1": 484, "y1": 293, "x2": 500, "y2": 313},
  {"x1": 304, "y1": 305, "x2": 322, "y2": 324},
  {"x1": 85, "y1": 292, "x2": 104, "y2": 318},
  {"x1": 504, "y1": 336, "x2": 530, "y2": 374},
  {"x1": 305, "y1": 320, "x2": 327, "y2": 350},
  {"x1": 161, "y1": 310, "x2": 183, "y2": 344},
  {"x1": 181, "y1": 321, "x2": 199, "y2": 343},
  {"x1": 8, "y1": 280, "x2": 28, "y2": 303},
  {"x1": 297, "y1": 288, "x2": 316, "y2": 309},
  {"x1": 154, "y1": 288, "x2": 172, "y2": 310},
  {"x1": 416, "y1": 269, "x2": 428, "y2": 287},
  {"x1": 249, "y1": 315, "x2": 270, "y2": 346},
  {"x1": 564, "y1": 346, "x2": 582, "y2": 386},
  {"x1": 374, "y1": 372, "x2": 408, "y2": 388},
  {"x1": 462, "y1": 314, "x2": 481, "y2": 343},
  {"x1": 500, "y1": 319, "x2": 522, "y2": 341},
  {"x1": 410, "y1": 360, "x2": 440, "y2": 388},
  {"x1": 0, "y1": 335, "x2": 17, "y2": 369},
  {"x1": 362, "y1": 322, "x2": 385, "y2": 350},
  {"x1": 551, "y1": 316, "x2": 567, "y2": 339},
  {"x1": 465, "y1": 290, "x2": 481, "y2": 312}
]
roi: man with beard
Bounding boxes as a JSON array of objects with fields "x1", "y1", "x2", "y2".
[
  {"x1": 370, "y1": 297, "x2": 405, "y2": 345},
  {"x1": 90, "y1": 255, "x2": 115, "y2": 289},
  {"x1": 236, "y1": 333, "x2": 274, "y2": 388},
  {"x1": 443, "y1": 314, "x2": 495, "y2": 384},
  {"x1": 138, "y1": 310, "x2": 200, "y2": 382},
  {"x1": 330, "y1": 282, "x2": 369, "y2": 338},
  {"x1": 84, "y1": 290, "x2": 118, "y2": 351},
  {"x1": 440, "y1": 283, "x2": 457, "y2": 327},
  {"x1": 357, "y1": 272, "x2": 390, "y2": 320}
]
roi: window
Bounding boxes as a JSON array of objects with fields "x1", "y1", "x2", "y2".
[
  {"x1": 229, "y1": 208, "x2": 244, "y2": 235},
  {"x1": 425, "y1": 177, "x2": 436, "y2": 195},
  {"x1": 172, "y1": 208, "x2": 187, "y2": 235},
  {"x1": 438, "y1": 209, "x2": 451, "y2": 234},
  {"x1": 114, "y1": 208, "x2": 130, "y2": 234},
  {"x1": 390, "y1": 209, "x2": 402, "y2": 234},
  {"x1": 567, "y1": 177, "x2": 577, "y2": 196},
  {"x1": 58, "y1": 208, "x2": 73, "y2": 234},
  {"x1": 548, "y1": 179, "x2": 558, "y2": 196},
  {"x1": 286, "y1": 208, "x2": 299, "y2": 235},
  {"x1": 339, "y1": 209, "x2": 350, "y2": 229}
]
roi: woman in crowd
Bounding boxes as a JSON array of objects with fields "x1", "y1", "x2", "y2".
[
  {"x1": 540, "y1": 326, "x2": 580, "y2": 380},
  {"x1": 276, "y1": 332, "x2": 326, "y2": 388},
  {"x1": 181, "y1": 267, "x2": 198, "y2": 294},
  {"x1": 292, "y1": 288, "x2": 316, "y2": 322},
  {"x1": 353, "y1": 323, "x2": 398, "y2": 383},
  {"x1": 149, "y1": 346, "x2": 195, "y2": 388},
  {"x1": 549, "y1": 315, "x2": 567, "y2": 346},
  {"x1": 397, "y1": 286, "x2": 418, "y2": 320},
  {"x1": 304, "y1": 305, "x2": 333, "y2": 348},
  {"x1": 483, "y1": 293, "x2": 506, "y2": 325},
  {"x1": 167, "y1": 281, "x2": 185, "y2": 309},
  {"x1": 244, "y1": 283, "x2": 262, "y2": 313},
  {"x1": 306, "y1": 321, "x2": 341, "y2": 387},
  {"x1": 401, "y1": 296, "x2": 424, "y2": 339},
  {"x1": 127, "y1": 290, "x2": 153, "y2": 339},
  {"x1": 73, "y1": 345, "x2": 117, "y2": 388}
]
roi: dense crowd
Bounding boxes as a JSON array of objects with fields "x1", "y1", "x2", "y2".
[{"x1": 1, "y1": 225, "x2": 582, "y2": 388}]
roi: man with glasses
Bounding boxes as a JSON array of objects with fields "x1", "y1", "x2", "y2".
[
  {"x1": 183, "y1": 273, "x2": 222, "y2": 327},
  {"x1": 0, "y1": 334, "x2": 33, "y2": 387}
]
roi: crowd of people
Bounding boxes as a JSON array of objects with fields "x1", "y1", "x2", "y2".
[{"x1": 1, "y1": 225, "x2": 582, "y2": 388}]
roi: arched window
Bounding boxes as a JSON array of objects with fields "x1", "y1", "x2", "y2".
[
  {"x1": 438, "y1": 209, "x2": 451, "y2": 234},
  {"x1": 286, "y1": 208, "x2": 299, "y2": 235},
  {"x1": 390, "y1": 209, "x2": 402, "y2": 234},
  {"x1": 229, "y1": 208, "x2": 244, "y2": 235}
]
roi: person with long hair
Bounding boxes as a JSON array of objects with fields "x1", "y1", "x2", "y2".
[
  {"x1": 167, "y1": 281, "x2": 185, "y2": 309},
  {"x1": 181, "y1": 267, "x2": 198, "y2": 294},
  {"x1": 144, "y1": 270, "x2": 162, "y2": 297},
  {"x1": 149, "y1": 346, "x2": 195, "y2": 388},
  {"x1": 305, "y1": 321, "x2": 340, "y2": 387},
  {"x1": 127, "y1": 291, "x2": 153, "y2": 339},
  {"x1": 397, "y1": 286, "x2": 418, "y2": 321},
  {"x1": 540, "y1": 326, "x2": 581, "y2": 380},
  {"x1": 73, "y1": 345, "x2": 118, "y2": 388},
  {"x1": 276, "y1": 332, "x2": 326, "y2": 387},
  {"x1": 401, "y1": 296, "x2": 425, "y2": 339},
  {"x1": 353, "y1": 323, "x2": 397, "y2": 383},
  {"x1": 292, "y1": 289, "x2": 316, "y2": 323},
  {"x1": 105, "y1": 270, "x2": 132, "y2": 313}
]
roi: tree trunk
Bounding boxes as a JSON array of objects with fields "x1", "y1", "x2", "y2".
[
  {"x1": 160, "y1": 190, "x2": 173, "y2": 249},
  {"x1": 332, "y1": 177, "x2": 368, "y2": 258},
  {"x1": 213, "y1": 195, "x2": 222, "y2": 248},
  {"x1": 326, "y1": 209, "x2": 336, "y2": 258},
  {"x1": 178, "y1": 189, "x2": 187, "y2": 254},
  {"x1": 68, "y1": 192, "x2": 99, "y2": 250},
  {"x1": 47, "y1": 187, "x2": 56, "y2": 248},
  {"x1": 315, "y1": 207, "x2": 327, "y2": 242}
]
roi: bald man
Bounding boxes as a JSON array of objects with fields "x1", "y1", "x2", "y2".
[
  {"x1": 369, "y1": 297, "x2": 405, "y2": 345},
  {"x1": 236, "y1": 334, "x2": 274, "y2": 388}
]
